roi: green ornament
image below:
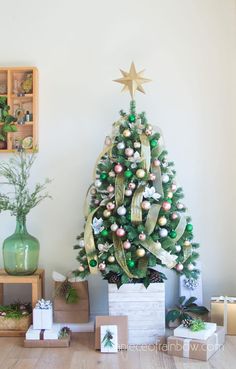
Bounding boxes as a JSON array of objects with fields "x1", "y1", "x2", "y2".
[
  {"x1": 128, "y1": 114, "x2": 136, "y2": 123},
  {"x1": 124, "y1": 169, "x2": 133, "y2": 179},
  {"x1": 150, "y1": 139, "x2": 158, "y2": 148},
  {"x1": 100, "y1": 172, "x2": 108, "y2": 181},
  {"x1": 101, "y1": 229, "x2": 109, "y2": 237},
  {"x1": 127, "y1": 259, "x2": 135, "y2": 268},
  {"x1": 127, "y1": 213, "x2": 131, "y2": 221},
  {"x1": 186, "y1": 223, "x2": 193, "y2": 232},
  {"x1": 169, "y1": 230, "x2": 177, "y2": 239},
  {"x1": 89, "y1": 259, "x2": 97, "y2": 267},
  {"x1": 167, "y1": 198, "x2": 172, "y2": 204}
]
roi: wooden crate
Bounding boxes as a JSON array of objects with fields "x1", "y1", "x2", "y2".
[
  {"x1": 108, "y1": 283, "x2": 165, "y2": 345},
  {"x1": 0, "y1": 66, "x2": 38, "y2": 153}
]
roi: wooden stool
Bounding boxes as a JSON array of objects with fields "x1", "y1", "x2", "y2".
[{"x1": 0, "y1": 269, "x2": 45, "y2": 336}]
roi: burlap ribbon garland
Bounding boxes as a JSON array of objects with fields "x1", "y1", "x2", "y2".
[
  {"x1": 145, "y1": 204, "x2": 161, "y2": 235},
  {"x1": 84, "y1": 208, "x2": 100, "y2": 274},
  {"x1": 139, "y1": 238, "x2": 177, "y2": 269},
  {"x1": 183, "y1": 243, "x2": 192, "y2": 262},
  {"x1": 115, "y1": 173, "x2": 125, "y2": 206},
  {"x1": 113, "y1": 234, "x2": 138, "y2": 278},
  {"x1": 131, "y1": 185, "x2": 145, "y2": 224},
  {"x1": 140, "y1": 133, "x2": 151, "y2": 172}
]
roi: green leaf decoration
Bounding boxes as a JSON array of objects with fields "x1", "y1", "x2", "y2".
[
  {"x1": 190, "y1": 319, "x2": 206, "y2": 332},
  {"x1": 184, "y1": 296, "x2": 198, "y2": 307},
  {"x1": 166, "y1": 309, "x2": 181, "y2": 323},
  {"x1": 179, "y1": 296, "x2": 186, "y2": 306}
]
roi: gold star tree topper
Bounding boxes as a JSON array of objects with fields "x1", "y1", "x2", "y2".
[{"x1": 114, "y1": 62, "x2": 151, "y2": 99}]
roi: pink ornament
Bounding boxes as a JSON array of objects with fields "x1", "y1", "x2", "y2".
[
  {"x1": 123, "y1": 240, "x2": 131, "y2": 249},
  {"x1": 116, "y1": 227, "x2": 126, "y2": 237},
  {"x1": 149, "y1": 173, "x2": 156, "y2": 181},
  {"x1": 141, "y1": 201, "x2": 151, "y2": 210},
  {"x1": 94, "y1": 199, "x2": 100, "y2": 205},
  {"x1": 78, "y1": 265, "x2": 85, "y2": 272},
  {"x1": 106, "y1": 202, "x2": 115, "y2": 210},
  {"x1": 125, "y1": 147, "x2": 134, "y2": 157},
  {"x1": 162, "y1": 201, "x2": 171, "y2": 211},
  {"x1": 153, "y1": 159, "x2": 160, "y2": 167},
  {"x1": 171, "y1": 183, "x2": 177, "y2": 192},
  {"x1": 125, "y1": 189, "x2": 132, "y2": 197},
  {"x1": 128, "y1": 182, "x2": 136, "y2": 190},
  {"x1": 176, "y1": 263, "x2": 184, "y2": 272},
  {"x1": 99, "y1": 263, "x2": 106, "y2": 271},
  {"x1": 107, "y1": 184, "x2": 114, "y2": 193},
  {"x1": 139, "y1": 233, "x2": 146, "y2": 241},
  {"x1": 114, "y1": 163, "x2": 123, "y2": 174},
  {"x1": 171, "y1": 212, "x2": 178, "y2": 220}
]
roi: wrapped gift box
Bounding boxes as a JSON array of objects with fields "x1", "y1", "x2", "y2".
[
  {"x1": 168, "y1": 326, "x2": 225, "y2": 361},
  {"x1": 211, "y1": 296, "x2": 236, "y2": 335},
  {"x1": 174, "y1": 322, "x2": 216, "y2": 340},
  {"x1": 26, "y1": 323, "x2": 61, "y2": 340},
  {"x1": 33, "y1": 300, "x2": 53, "y2": 330},
  {"x1": 179, "y1": 263, "x2": 203, "y2": 305},
  {"x1": 54, "y1": 281, "x2": 89, "y2": 323}
]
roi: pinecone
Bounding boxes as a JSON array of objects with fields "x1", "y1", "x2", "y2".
[
  {"x1": 56, "y1": 279, "x2": 72, "y2": 298},
  {"x1": 148, "y1": 269, "x2": 163, "y2": 283},
  {"x1": 182, "y1": 318, "x2": 193, "y2": 328},
  {"x1": 107, "y1": 272, "x2": 121, "y2": 285}
]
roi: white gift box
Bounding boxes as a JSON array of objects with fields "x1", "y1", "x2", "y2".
[
  {"x1": 26, "y1": 324, "x2": 62, "y2": 340},
  {"x1": 174, "y1": 322, "x2": 217, "y2": 340},
  {"x1": 33, "y1": 306, "x2": 53, "y2": 330},
  {"x1": 179, "y1": 262, "x2": 203, "y2": 305},
  {"x1": 100, "y1": 325, "x2": 118, "y2": 353}
]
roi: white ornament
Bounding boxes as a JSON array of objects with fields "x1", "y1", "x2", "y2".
[
  {"x1": 78, "y1": 239, "x2": 85, "y2": 247},
  {"x1": 162, "y1": 174, "x2": 169, "y2": 183},
  {"x1": 187, "y1": 263, "x2": 194, "y2": 271},
  {"x1": 78, "y1": 265, "x2": 85, "y2": 272},
  {"x1": 125, "y1": 189, "x2": 132, "y2": 197},
  {"x1": 117, "y1": 142, "x2": 125, "y2": 150},
  {"x1": 159, "y1": 228, "x2": 168, "y2": 238},
  {"x1": 110, "y1": 223, "x2": 118, "y2": 232},
  {"x1": 95, "y1": 179, "x2": 102, "y2": 188},
  {"x1": 117, "y1": 206, "x2": 127, "y2": 216},
  {"x1": 162, "y1": 160, "x2": 168, "y2": 168},
  {"x1": 108, "y1": 171, "x2": 116, "y2": 178},
  {"x1": 141, "y1": 200, "x2": 151, "y2": 210},
  {"x1": 108, "y1": 255, "x2": 115, "y2": 263},
  {"x1": 177, "y1": 203, "x2": 184, "y2": 210},
  {"x1": 175, "y1": 245, "x2": 181, "y2": 252}
]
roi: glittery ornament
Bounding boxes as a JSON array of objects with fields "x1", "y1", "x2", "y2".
[
  {"x1": 123, "y1": 129, "x2": 131, "y2": 137},
  {"x1": 162, "y1": 201, "x2": 171, "y2": 211},
  {"x1": 114, "y1": 163, "x2": 123, "y2": 174},
  {"x1": 125, "y1": 147, "x2": 134, "y2": 157},
  {"x1": 123, "y1": 240, "x2": 131, "y2": 249}
]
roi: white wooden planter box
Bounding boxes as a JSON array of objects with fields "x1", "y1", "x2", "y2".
[{"x1": 108, "y1": 283, "x2": 165, "y2": 345}]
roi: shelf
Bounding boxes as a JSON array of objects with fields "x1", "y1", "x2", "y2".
[{"x1": 11, "y1": 94, "x2": 33, "y2": 98}]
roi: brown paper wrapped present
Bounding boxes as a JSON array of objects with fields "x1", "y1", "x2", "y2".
[
  {"x1": 167, "y1": 326, "x2": 225, "y2": 361},
  {"x1": 211, "y1": 296, "x2": 236, "y2": 335},
  {"x1": 53, "y1": 281, "x2": 89, "y2": 323}
]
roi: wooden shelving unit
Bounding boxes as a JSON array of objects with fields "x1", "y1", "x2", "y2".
[{"x1": 0, "y1": 66, "x2": 38, "y2": 153}]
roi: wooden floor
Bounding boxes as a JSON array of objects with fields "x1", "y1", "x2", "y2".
[{"x1": 0, "y1": 333, "x2": 236, "y2": 369}]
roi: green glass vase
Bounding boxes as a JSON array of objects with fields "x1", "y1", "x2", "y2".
[{"x1": 2, "y1": 216, "x2": 40, "y2": 275}]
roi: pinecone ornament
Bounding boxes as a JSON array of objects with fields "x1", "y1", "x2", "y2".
[
  {"x1": 107, "y1": 272, "x2": 121, "y2": 285},
  {"x1": 182, "y1": 318, "x2": 193, "y2": 328},
  {"x1": 148, "y1": 269, "x2": 163, "y2": 283}
]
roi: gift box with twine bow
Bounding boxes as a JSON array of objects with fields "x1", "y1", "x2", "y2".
[{"x1": 211, "y1": 296, "x2": 236, "y2": 335}]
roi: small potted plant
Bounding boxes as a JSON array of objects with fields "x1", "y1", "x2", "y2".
[
  {"x1": 0, "y1": 96, "x2": 17, "y2": 149},
  {"x1": 0, "y1": 150, "x2": 51, "y2": 275}
]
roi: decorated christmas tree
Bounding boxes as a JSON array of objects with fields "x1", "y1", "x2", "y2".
[{"x1": 74, "y1": 63, "x2": 200, "y2": 287}]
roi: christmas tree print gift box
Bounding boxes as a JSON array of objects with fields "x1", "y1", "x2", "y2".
[
  {"x1": 53, "y1": 280, "x2": 89, "y2": 323},
  {"x1": 211, "y1": 296, "x2": 236, "y2": 335}
]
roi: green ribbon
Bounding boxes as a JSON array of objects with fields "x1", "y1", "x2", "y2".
[
  {"x1": 145, "y1": 204, "x2": 161, "y2": 235},
  {"x1": 131, "y1": 185, "x2": 145, "y2": 224},
  {"x1": 113, "y1": 234, "x2": 138, "y2": 278},
  {"x1": 84, "y1": 208, "x2": 100, "y2": 274},
  {"x1": 115, "y1": 173, "x2": 125, "y2": 207},
  {"x1": 140, "y1": 133, "x2": 151, "y2": 172}
]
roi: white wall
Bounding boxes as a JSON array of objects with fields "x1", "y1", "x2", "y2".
[{"x1": 0, "y1": 0, "x2": 236, "y2": 314}]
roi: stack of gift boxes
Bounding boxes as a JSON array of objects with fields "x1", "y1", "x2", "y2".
[{"x1": 26, "y1": 299, "x2": 63, "y2": 341}]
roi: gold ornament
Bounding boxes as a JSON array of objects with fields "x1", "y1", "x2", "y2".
[
  {"x1": 136, "y1": 247, "x2": 146, "y2": 257},
  {"x1": 184, "y1": 240, "x2": 191, "y2": 247},
  {"x1": 108, "y1": 255, "x2": 115, "y2": 263},
  {"x1": 114, "y1": 62, "x2": 151, "y2": 99},
  {"x1": 103, "y1": 209, "x2": 111, "y2": 218},
  {"x1": 167, "y1": 191, "x2": 173, "y2": 199},
  {"x1": 123, "y1": 129, "x2": 131, "y2": 138},
  {"x1": 136, "y1": 168, "x2": 146, "y2": 178},
  {"x1": 158, "y1": 216, "x2": 167, "y2": 226}
]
